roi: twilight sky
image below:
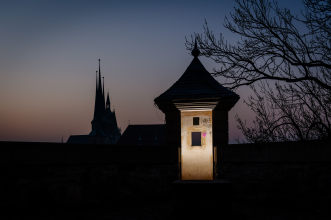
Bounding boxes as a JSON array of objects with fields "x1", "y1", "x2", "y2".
[{"x1": 0, "y1": 0, "x2": 303, "y2": 143}]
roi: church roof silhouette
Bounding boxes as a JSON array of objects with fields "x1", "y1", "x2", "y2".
[{"x1": 117, "y1": 124, "x2": 166, "y2": 146}]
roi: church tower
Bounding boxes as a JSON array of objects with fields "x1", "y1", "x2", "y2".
[
  {"x1": 89, "y1": 59, "x2": 121, "y2": 143},
  {"x1": 90, "y1": 59, "x2": 106, "y2": 136},
  {"x1": 67, "y1": 59, "x2": 121, "y2": 144}
]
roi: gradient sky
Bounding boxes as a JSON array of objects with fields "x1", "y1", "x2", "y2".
[{"x1": 0, "y1": 0, "x2": 303, "y2": 143}]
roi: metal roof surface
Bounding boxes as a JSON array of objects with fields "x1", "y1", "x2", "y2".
[{"x1": 154, "y1": 56, "x2": 239, "y2": 109}]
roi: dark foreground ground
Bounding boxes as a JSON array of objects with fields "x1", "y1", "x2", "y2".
[{"x1": 1, "y1": 141, "x2": 330, "y2": 219}]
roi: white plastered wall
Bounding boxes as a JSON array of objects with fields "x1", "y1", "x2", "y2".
[{"x1": 181, "y1": 110, "x2": 213, "y2": 180}]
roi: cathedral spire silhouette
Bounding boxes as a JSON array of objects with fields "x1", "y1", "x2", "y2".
[
  {"x1": 91, "y1": 59, "x2": 106, "y2": 136},
  {"x1": 106, "y1": 92, "x2": 111, "y2": 110},
  {"x1": 98, "y1": 59, "x2": 102, "y2": 92},
  {"x1": 68, "y1": 59, "x2": 121, "y2": 144},
  {"x1": 93, "y1": 70, "x2": 100, "y2": 120},
  {"x1": 102, "y1": 76, "x2": 105, "y2": 108},
  {"x1": 88, "y1": 59, "x2": 121, "y2": 142}
]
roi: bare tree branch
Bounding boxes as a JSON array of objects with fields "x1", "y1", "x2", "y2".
[{"x1": 188, "y1": 0, "x2": 331, "y2": 142}]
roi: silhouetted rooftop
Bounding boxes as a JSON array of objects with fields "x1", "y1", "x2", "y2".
[
  {"x1": 67, "y1": 135, "x2": 111, "y2": 144},
  {"x1": 155, "y1": 52, "x2": 239, "y2": 111},
  {"x1": 117, "y1": 124, "x2": 165, "y2": 146}
]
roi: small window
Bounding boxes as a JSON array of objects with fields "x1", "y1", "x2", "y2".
[
  {"x1": 193, "y1": 117, "x2": 199, "y2": 125},
  {"x1": 192, "y1": 132, "x2": 201, "y2": 146}
]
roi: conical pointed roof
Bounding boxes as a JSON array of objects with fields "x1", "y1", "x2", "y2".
[
  {"x1": 106, "y1": 92, "x2": 111, "y2": 109},
  {"x1": 155, "y1": 46, "x2": 239, "y2": 112}
]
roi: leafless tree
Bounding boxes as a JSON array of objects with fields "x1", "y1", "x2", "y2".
[
  {"x1": 237, "y1": 80, "x2": 330, "y2": 142},
  {"x1": 188, "y1": 0, "x2": 330, "y2": 142}
]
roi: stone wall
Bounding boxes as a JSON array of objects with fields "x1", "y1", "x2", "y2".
[
  {"x1": 0, "y1": 143, "x2": 178, "y2": 219},
  {"x1": 221, "y1": 141, "x2": 331, "y2": 219},
  {"x1": 0, "y1": 140, "x2": 330, "y2": 219}
]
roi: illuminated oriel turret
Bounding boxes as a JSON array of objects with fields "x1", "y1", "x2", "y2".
[{"x1": 154, "y1": 41, "x2": 239, "y2": 180}]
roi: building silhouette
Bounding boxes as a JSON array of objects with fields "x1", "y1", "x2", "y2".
[
  {"x1": 1, "y1": 45, "x2": 330, "y2": 220},
  {"x1": 119, "y1": 41, "x2": 239, "y2": 151},
  {"x1": 118, "y1": 124, "x2": 165, "y2": 146},
  {"x1": 154, "y1": 41, "x2": 239, "y2": 147},
  {"x1": 154, "y1": 40, "x2": 239, "y2": 179},
  {"x1": 67, "y1": 59, "x2": 121, "y2": 144}
]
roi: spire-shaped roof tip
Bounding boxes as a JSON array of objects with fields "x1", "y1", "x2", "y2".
[
  {"x1": 98, "y1": 58, "x2": 101, "y2": 73},
  {"x1": 106, "y1": 92, "x2": 110, "y2": 104},
  {"x1": 97, "y1": 59, "x2": 102, "y2": 92},
  {"x1": 191, "y1": 38, "x2": 200, "y2": 58},
  {"x1": 102, "y1": 76, "x2": 105, "y2": 91},
  {"x1": 106, "y1": 91, "x2": 111, "y2": 110},
  {"x1": 96, "y1": 70, "x2": 98, "y2": 89}
]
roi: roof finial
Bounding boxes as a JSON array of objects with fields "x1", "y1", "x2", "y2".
[
  {"x1": 98, "y1": 58, "x2": 101, "y2": 73},
  {"x1": 98, "y1": 59, "x2": 102, "y2": 92},
  {"x1": 191, "y1": 38, "x2": 200, "y2": 58}
]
